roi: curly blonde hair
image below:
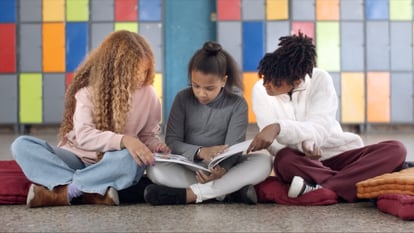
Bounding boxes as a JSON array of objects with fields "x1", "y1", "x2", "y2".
[{"x1": 58, "y1": 30, "x2": 155, "y2": 143}]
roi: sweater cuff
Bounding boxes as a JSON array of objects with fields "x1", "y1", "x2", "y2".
[{"x1": 111, "y1": 134, "x2": 125, "y2": 150}]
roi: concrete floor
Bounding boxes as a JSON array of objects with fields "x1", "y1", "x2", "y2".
[{"x1": 1, "y1": 124, "x2": 414, "y2": 232}]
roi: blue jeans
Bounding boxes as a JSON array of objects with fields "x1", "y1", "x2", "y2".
[{"x1": 11, "y1": 135, "x2": 145, "y2": 195}]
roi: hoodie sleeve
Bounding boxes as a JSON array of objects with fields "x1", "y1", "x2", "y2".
[
  {"x1": 71, "y1": 88, "x2": 124, "y2": 152},
  {"x1": 276, "y1": 69, "x2": 340, "y2": 152},
  {"x1": 252, "y1": 80, "x2": 286, "y2": 155}
]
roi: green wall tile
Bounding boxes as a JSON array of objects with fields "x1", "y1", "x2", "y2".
[
  {"x1": 390, "y1": 0, "x2": 412, "y2": 20},
  {"x1": 316, "y1": 21, "x2": 340, "y2": 72},
  {"x1": 114, "y1": 22, "x2": 138, "y2": 33},
  {"x1": 19, "y1": 73, "x2": 42, "y2": 123},
  {"x1": 66, "y1": 0, "x2": 89, "y2": 21}
]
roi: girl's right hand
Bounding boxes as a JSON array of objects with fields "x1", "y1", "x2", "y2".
[
  {"x1": 122, "y1": 135, "x2": 154, "y2": 166},
  {"x1": 302, "y1": 140, "x2": 321, "y2": 160},
  {"x1": 198, "y1": 145, "x2": 229, "y2": 162},
  {"x1": 247, "y1": 123, "x2": 280, "y2": 153},
  {"x1": 195, "y1": 165, "x2": 227, "y2": 183}
]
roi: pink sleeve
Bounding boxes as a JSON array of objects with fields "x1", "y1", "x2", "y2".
[{"x1": 72, "y1": 88, "x2": 123, "y2": 152}]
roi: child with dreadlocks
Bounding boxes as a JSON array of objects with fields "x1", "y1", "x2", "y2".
[
  {"x1": 11, "y1": 30, "x2": 170, "y2": 208},
  {"x1": 246, "y1": 32, "x2": 407, "y2": 203}
]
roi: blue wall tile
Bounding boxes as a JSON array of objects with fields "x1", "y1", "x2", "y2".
[
  {"x1": 0, "y1": 0, "x2": 16, "y2": 22},
  {"x1": 66, "y1": 23, "x2": 89, "y2": 72},
  {"x1": 243, "y1": 21, "x2": 264, "y2": 71},
  {"x1": 139, "y1": 0, "x2": 162, "y2": 21},
  {"x1": 366, "y1": 0, "x2": 389, "y2": 20}
]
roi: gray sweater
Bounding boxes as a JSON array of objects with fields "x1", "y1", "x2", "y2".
[{"x1": 165, "y1": 88, "x2": 248, "y2": 166}]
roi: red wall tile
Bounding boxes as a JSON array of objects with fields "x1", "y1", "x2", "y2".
[
  {"x1": 115, "y1": 0, "x2": 138, "y2": 21},
  {"x1": 0, "y1": 24, "x2": 16, "y2": 73},
  {"x1": 66, "y1": 72, "x2": 73, "y2": 89},
  {"x1": 217, "y1": 0, "x2": 240, "y2": 20}
]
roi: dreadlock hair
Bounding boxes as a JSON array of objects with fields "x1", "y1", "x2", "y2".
[
  {"x1": 58, "y1": 30, "x2": 155, "y2": 145},
  {"x1": 257, "y1": 31, "x2": 316, "y2": 87},
  {"x1": 187, "y1": 41, "x2": 243, "y2": 94}
]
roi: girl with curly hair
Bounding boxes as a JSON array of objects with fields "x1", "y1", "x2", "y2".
[
  {"x1": 247, "y1": 32, "x2": 406, "y2": 202},
  {"x1": 144, "y1": 41, "x2": 272, "y2": 205},
  {"x1": 11, "y1": 30, "x2": 170, "y2": 208}
]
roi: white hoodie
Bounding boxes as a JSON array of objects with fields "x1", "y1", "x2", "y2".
[{"x1": 252, "y1": 68, "x2": 363, "y2": 160}]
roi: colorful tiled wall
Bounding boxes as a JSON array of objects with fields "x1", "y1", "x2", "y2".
[
  {"x1": 0, "y1": 0, "x2": 413, "y2": 130},
  {"x1": 217, "y1": 0, "x2": 414, "y2": 124},
  {"x1": 0, "y1": 0, "x2": 163, "y2": 128}
]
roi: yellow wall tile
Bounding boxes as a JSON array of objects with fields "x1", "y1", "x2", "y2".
[
  {"x1": 266, "y1": 0, "x2": 288, "y2": 20},
  {"x1": 341, "y1": 72, "x2": 365, "y2": 123},
  {"x1": 154, "y1": 73, "x2": 163, "y2": 123},
  {"x1": 43, "y1": 0, "x2": 65, "y2": 22}
]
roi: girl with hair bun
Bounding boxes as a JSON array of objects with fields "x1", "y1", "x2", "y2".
[{"x1": 145, "y1": 41, "x2": 272, "y2": 205}]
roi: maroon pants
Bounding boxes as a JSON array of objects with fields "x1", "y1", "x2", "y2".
[{"x1": 274, "y1": 140, "x2": 407, "y2": 202}]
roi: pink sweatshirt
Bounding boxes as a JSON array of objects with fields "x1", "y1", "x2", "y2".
[{"x1": 58, "y1": 85, "x2": 163, "y2": 164}]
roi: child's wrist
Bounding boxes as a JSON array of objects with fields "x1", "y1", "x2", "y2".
[{"x1": 120, "y1": 137, "x2": 125, "y2": 149}]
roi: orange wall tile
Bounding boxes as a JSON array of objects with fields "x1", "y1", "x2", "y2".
[
  {"x1": 243, "y1": 72, "x2": 259, "y2": 123},
  {"x1": 43, "y1": 23, "x2": 65, "y2": 72},
  {"x1": 316, "y1": 0, "x2": 339, "y2": 20},
  {"x1": 367, "y1": 72, "x2": 390, "y2": 123}
]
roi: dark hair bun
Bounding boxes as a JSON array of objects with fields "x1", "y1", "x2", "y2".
[{"x1": 202, "y1": 41, "x2": 222, "y2": 55}]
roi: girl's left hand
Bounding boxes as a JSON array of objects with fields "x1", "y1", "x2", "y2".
[
  {"x1": 156, "y1": 143, "x2": 171, "y2": 154},
  {"x1": 195, "y1": 166, "x2": 226, "y2": 183}
]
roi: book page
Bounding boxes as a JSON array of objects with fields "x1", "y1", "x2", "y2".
[
  {"x1": 154, "y1": 153, "x2": 210, "y2": 173},
  {"x1": 208, "y1": 139, "x2": 252, "y2": 169}
]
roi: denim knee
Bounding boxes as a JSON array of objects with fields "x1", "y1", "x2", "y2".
[
  {"x1": 102, "y1": 150, "x2": 146, "y2": 175},
  {"x1": 10, "y1": 135, "x2": 37, "y2": 160}
]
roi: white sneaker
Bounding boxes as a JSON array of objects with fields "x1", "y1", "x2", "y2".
[{"x1": 288, "y1": 176, "x2": 322, "y2": 198}]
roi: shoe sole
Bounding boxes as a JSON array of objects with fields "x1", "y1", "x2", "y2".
[
  {"x1": 108, "y1": 188, "x2": 120, "y2": 205},
  {"x1": 288, "y1": 176, "x2": 304, "y2": 198},
  {"x1": 26, "y1": 184, "x2": 35, "y2": 207},
  {"x1": 245, "y1": 185, "x2": 258, "y2": 204}
]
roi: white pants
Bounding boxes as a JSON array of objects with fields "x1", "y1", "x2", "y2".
[{"x1": 147, "y1": 152, "x2": 272, "y2": 203}]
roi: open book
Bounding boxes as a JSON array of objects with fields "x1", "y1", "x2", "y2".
[{"x1": 154, "y1": 139, "x2": 252, "y2": 173}]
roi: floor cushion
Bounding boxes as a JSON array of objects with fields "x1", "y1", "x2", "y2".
[
  {"x1": 377, "y1": 193, "x2": 414, "y2": 220},
  {"x1": 255, "y1": 176, "x2": 338, "y2": 205},
  {"x1": 356, "y1": 167, "x2": 414, "y2": 199},
  {"x1": 0, "y1": 160, "x2": 31, "y2": 204}
]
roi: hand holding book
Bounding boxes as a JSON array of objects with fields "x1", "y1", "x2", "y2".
[
  {"x1": 154, "y1": 139, "x2": 253, "y2": 173},
  {"x1": 195, "y1": 166, "x2": 226, "y2": 183},
  {"x1": 197, "y1": 145, "x2": 229, "y2": 162}
]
